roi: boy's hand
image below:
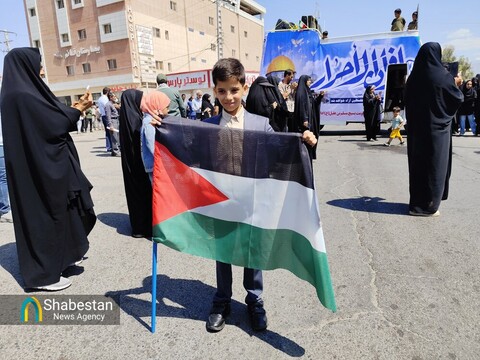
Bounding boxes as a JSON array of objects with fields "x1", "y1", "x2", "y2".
[{"x1": 302, "y1": 130, "x2": 317, "y2": 146}]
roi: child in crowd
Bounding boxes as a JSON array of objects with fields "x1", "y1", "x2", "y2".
[
  {"x1": 384, "y1": 106, "x2": 405, "y2": 146},
  {"x1": 203, "y1": 58, "x2": 317, "y2": 333},
  {"x1": 140, "y1": 92, "x2": 170, "y2": 182}
]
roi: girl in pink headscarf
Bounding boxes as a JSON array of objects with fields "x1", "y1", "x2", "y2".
[{"x1": 140, "y1": 92, "x2": 170, "y2": 182}]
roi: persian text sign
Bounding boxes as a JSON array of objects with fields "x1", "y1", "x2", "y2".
[
  {"x1": 167, "y1": 71, "x2": 211, "y2": 90},
  {"x1": 261, "y1": 30, "x2": 421, "y2": 124}
]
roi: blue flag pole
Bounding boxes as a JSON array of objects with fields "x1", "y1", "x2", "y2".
[{"x1": 151, "y1": 241, "x2": 158, "y2": 333}]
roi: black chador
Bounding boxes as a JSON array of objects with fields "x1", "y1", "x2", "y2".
[
  {"x1": 0, "y1": 48, "x2": 96, "y2": 288},
  {"x1": 405, "y1": 42, "x2": 463, "y2": 214},
  {"x1": 118, "y1": 89, "x2": 153, "y2": 238}
]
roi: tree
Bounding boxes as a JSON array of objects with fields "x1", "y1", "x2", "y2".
[{"x1": 441, "y1": 45, "x2": 474, "y2": 80}]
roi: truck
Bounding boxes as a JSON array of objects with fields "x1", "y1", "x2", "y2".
[{"x1": 261, "y1": 28, "x2": 422, "y2": 125}]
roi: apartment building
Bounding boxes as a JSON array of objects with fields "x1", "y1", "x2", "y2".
[{"x1": 24, "y1": 0, "x2": 265, "y2": 103}]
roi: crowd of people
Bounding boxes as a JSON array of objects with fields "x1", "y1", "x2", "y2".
[
  {"x1": 454, "y1": 76, "x2": 479, "y2": 136},
  {"x1": 0, "y1": 40, "x2": 476, "y2": 333}
]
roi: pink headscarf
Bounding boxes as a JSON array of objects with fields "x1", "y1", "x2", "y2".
[{"x1": 140, "y1": 91, "x2": 170, "y2": 121}]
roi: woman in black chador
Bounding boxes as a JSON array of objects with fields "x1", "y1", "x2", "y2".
[
  {"x1": 362, "y1": 85, "x2": 381, "y2": 141},
  {"x1": 294, "y1": 75, "x2": 322, "y2": 159},
  {"x1": 245, "y1": 76, "x2": 277, "y2": 120},
  {"x1": 119, "y1": 89, "x2": 153, "y2": 238},
  {"x1": 0, "y1": 48, "x2": 96, "y2": 290},
  {"x1": 266, "y1": 75, "x2": 289, "y2": 132},
  {"x1": 405, "y1": 42, "x2": 463, "y2": 216},
  {"x1": 201, "y1": 93, "x2": 214, "y2": 120}
]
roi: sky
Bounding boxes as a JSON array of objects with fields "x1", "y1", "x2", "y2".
[
  {"x1": 257, "y1": 0, "x2": 480, "y2": 75},
  {"x1": 1, "y1": 0, "x2": 480, "y2": 74}
]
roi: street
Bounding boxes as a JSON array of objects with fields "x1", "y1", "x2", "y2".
[{"x1": 1, "y1": 124, "x2": 479, "y2": 359}]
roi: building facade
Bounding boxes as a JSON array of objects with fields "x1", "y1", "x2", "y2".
[{"x1": 23, "y1": 0, "x2": 265, "y2": 103}]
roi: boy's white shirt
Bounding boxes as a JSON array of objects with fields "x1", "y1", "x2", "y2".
[{"x1": 219, "y1": 105, "x2": 245, "y2": 129}]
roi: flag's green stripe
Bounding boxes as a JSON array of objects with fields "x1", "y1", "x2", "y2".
[{"x1": 153, "y1": 212, "x2": 336, "y2": 312}]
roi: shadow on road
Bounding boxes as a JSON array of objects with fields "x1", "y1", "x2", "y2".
[
  {"x1": 327, "y1": 196, "x2": 409, "y2": 215},
  {"x1": 0, "y1": 242, "x2": 23, "y2": 288},
  {"x1": 0, "y1": 242, "x2": 86, "y2": 292},
  {"x1": 106, "y1": 274, "x2": 305, "y2": 357},
  {"x1": 97, "y1": 212, "x2": 132, "y2": 236}
]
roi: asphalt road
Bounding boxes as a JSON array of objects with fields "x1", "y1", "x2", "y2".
[{"x1": 1, "y1": 124, "x2": 479, "y2": 359}]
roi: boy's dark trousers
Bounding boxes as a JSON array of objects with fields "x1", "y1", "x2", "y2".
[{"x1": 213, "y1": 261, "x2": 263, "y2": 306}]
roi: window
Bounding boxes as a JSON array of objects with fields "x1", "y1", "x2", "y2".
[
  {"x1": 244, "y1": 31, "x2": 248, "y2": 38},
  {"x1": 153, "y1": 27, "x2": 161, "y2": 38},
  {"x1": 82, "y1": 63, "x2": 91, "y2": 73},
  {"x1": 57, "y1": 0, "x2": 65, "y2": 9},
  {"x1": 61, "y1": 33, "x2": 69, "y2": 42},
  {"x1": 232, "y1": 49, "x2": 236, "y2": 57},
  {"x1": 201, "y1": 59, "x2": 207, "y2": 63},
  {"x1": 191, "y1": 57, "x2": 196, "y2": 61},
  {"x1": 58, "y1": 96, "x2": 72, "y2": 106},
  {"x1": 245, "y1": 53, "x2": 249, "y2": 60},
  {"x1": 170, "y1": 1, "x2": 177, "y2": 11},
  {"x1": 230, "y1": 25, "x2": 235, "y2": 33},
  {"x1": 165, "y1": 30, "x2": 169, "y2": 40},
  {"x1": 107, "y1": 59, "x2": 117, "y2": 70},
  {"x1": 155, "y1": 61, "x2": 164, "y2": 70},
  {"x1": 256, "y1": 56, "x2": 260, "y2": 62},
  {"x1": 66, "y1": 65, "x2": 74, "y2": 76},
  {"x1": 188, "y1": 28, "x2": 194, "y2": 32},
  {"x1": 29, "y1": 8, "x2": 36, "y2": 17},
  {"x1": 78, "y1": 29, "x2": 87, "y2": 40},
  {"x1": 71, "y1": 0, "x2": 84, "y2": 8},
  {"x1": 33, "y1": 40, "x2": 41, "y2": 48},
  {"x1": 210, "y1": 43, "x2": 216, "y2": 51},
  {"x1": 199, "y1": 31, "x2": 205, "y2": 36},
  {"x1": 209, "y1": 17, "x2": 214, "y2": 25},
  {"x1": 167, "y1": 62, "x2": 172, "y2": 71},
  {"x1": 103, "y1": 24, "x2": 112, "y2": 34}
]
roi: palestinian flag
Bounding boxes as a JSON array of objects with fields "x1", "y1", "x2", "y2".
[{"x1": 152, "y1": 118, "x2": 336, "y2": 312}]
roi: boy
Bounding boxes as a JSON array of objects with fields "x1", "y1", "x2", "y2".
[
  {"x1": 384, "y1": 106, "x2": 405, "y2": 146},
  {"x1": 203, "y1": 58, "x2": 317, "y2": 332}
]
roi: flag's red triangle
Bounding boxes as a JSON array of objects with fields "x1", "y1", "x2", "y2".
[{"x1": 152, "y1": 142, "x2": 229, "y2": 224}]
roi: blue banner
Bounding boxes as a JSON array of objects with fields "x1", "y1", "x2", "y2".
[{"x1": 261, "y1": 30, "x2": 421, "y2": 124}]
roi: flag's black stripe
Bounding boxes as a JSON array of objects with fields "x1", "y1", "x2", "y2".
[{"x1": 155, "y1": 118, "x2": 314, "y2": 189}]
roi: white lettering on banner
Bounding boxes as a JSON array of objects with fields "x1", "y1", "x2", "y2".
[
  {"x1": 127, "y1": 5, "x2": 139, "y2": 78},
  {"x1": 165, "y1": 71, "x2": 259, "y2": 91},
  {"x1": 60, "y1": 45, "x2": 101, "y2": 59},
  {"x1": 166, "y1": 71, "x2": 210, "y2": 90}
]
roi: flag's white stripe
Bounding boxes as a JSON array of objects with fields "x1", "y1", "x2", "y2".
[{"x1": 191, "y1": 168, "x2": 326, "y2": 253}]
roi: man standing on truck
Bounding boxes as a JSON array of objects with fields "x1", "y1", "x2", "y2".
[
  {"x1": 278, "y1": 69, "x2": 298, "y2": 131},
  {"x1": 407, "y1": 11, "x2": 418, "y2": 30},
  {"x1": 391, "y1": 8, "x2": 406, "y2": 31}
]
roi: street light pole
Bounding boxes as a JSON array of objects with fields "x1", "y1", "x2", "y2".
[{"x1": 0, "y1": 30, "x2": 17, "y2": 53}]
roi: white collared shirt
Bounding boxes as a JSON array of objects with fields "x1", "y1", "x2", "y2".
[
  {"x1": 97, "y1": 94, "x2": 109, "y2": 116},
  {"x1": 219, "y1": 106, "x2": 245, "y2": 129}
]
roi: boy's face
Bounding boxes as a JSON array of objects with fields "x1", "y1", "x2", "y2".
[{"x1": 213, "y1": 77, "x2": 248, "y2": 115}]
